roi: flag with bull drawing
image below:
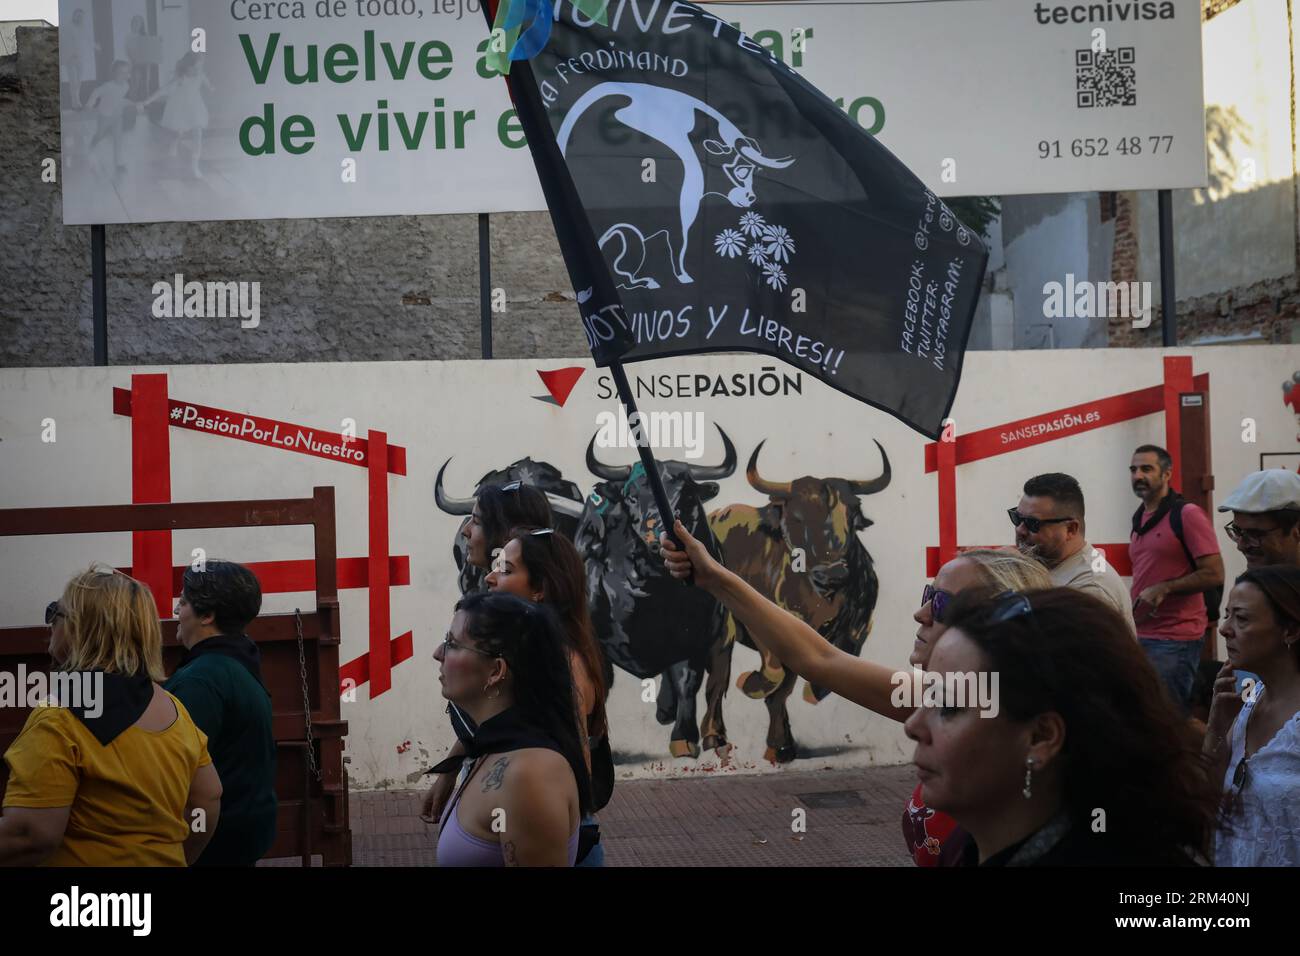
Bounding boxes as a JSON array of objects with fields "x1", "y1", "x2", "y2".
[{"x1": 483, "y1": 0, "x2": 987, "y2": 439}]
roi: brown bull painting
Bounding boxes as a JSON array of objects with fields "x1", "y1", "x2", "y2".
[{"x1": 709, "y1": 439, "x2": 891, "y2": 763}]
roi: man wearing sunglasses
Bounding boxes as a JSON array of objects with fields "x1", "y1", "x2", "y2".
[
  {"x1": 1011, "y1": 473, "x2": 1136, "y2": 636},
  {"x1": 1218, "y1": 470, "x2": 1300, "y2": 570}
]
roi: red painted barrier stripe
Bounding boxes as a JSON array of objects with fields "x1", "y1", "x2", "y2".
[
  {"x1": 112, "y1": 387, "x2": 407, "y2": 475},
  {"x1": 367, "y1": 430, "x2": 392, "y2": 698},
  {"x1": 131, "y1": 375, "x2": 173, "y2": 617},
  {"x1": 923, "y1": 373, "x2": 1209, "y2": 472},
  {"x1": 1164, "y1": 357, "x2": 1194, "y2": 493},
  {"x1": 118, "y1": 556, "x2": 411, "y2": 598},
  {"x1": 926, "y1": 544, "x2": 1133, "y2": 578},
  {"x1": 340, "y1": 631, "x2": 414, "y2": 692}
]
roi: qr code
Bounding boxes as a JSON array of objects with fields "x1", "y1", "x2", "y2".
[{"x1": 1075, "y1": 47, "x2": 1136, "y2": 107}]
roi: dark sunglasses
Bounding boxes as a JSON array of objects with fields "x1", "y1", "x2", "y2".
[
  {"x1": 45, "y1": 600, "x2": 64, "y2": 626},
  {"x1": 986, "y1": 590, "x2": 1034, "y2": 624},
  {"x1": 1007, "y1": 509, "x2": 1074, "y2": 533},
  {"x1": 922, "y1": 584, "x2": 955, "y2": 623}
]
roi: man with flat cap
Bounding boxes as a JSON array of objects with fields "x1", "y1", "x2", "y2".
[{"x1": 1220, "y1": 470, "x2": 1300, "y2": 569}]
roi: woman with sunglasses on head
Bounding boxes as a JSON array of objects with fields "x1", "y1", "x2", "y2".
[
  {"x1": 1206, "y1": 566, "x2": 1300, "y2": 866},
  {"x1": 1, "y1": 567, "x2": 222, "y2": 866},
  {"x1": 486, "y1": 526, "x2": 612, "y2": 866},
  {"x1": 908, "y1": 588, "x2": 1218, "y2": 866},
  {"x1": 432, "y1": 592, "x2": 590, "y2": 866},
  {"x1": 660, "y1": 520, "x2": 1049, "y2": 865},
  {"x1": 423, "y1": 481, "x2": 555, "y2": 826}
]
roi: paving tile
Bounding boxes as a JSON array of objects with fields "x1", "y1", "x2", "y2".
[{"x1": 327, "y1": 765, "x2": 921, "y2": 867}]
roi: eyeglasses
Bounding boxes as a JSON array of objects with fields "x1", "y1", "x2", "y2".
[
  {"x1": 1224, "y1": 522, "x2": 1284, "y2": 546},
  {"x1": 1007, "y1": 509, "x2": 1074, "y2": 533},
  {"x1": 441, "y1": 635, "x2": 498, "y2": 659},
  {"x1": 921, "y1": 584, "x2": 955, "y2": 623},
  {"x1": 44, "y1": 600, "x2": 64, "y2": 626}
]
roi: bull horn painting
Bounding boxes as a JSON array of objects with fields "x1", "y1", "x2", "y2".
[
  {"x1": 745, "y1": 440, "x2": 791, "y2": 497},
  {"x1": 585, "y1": 435, "x2": 634, "y2": 482},
  {"x1": 436, "y1": 456, "x2": 588, "y2": 519},
  {"x1": 434, "y1": 458, "x2": 475, "y2": 515},
  {"x1": 686, "y1": 425, "x2": 737, "y2": 480},
  {"x1": 747, "y1": 439, "x2": 892, "y2": 498}
]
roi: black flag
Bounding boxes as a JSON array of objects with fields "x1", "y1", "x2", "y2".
[{"x1": 487, "y1": 0, "x2": 987, "y2": 439}]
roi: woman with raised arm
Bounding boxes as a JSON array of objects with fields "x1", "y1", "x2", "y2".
[
  {"x1": 661, "y1": 521, "x2": 1049, "y2": 865},
  {"x1": 432, "y1": 592, "x2": 590, "y2": 867}
]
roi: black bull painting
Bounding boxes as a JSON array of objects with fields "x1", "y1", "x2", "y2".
[{"x1": 433, "y1": 434, "x2": 891, "y2": 764}]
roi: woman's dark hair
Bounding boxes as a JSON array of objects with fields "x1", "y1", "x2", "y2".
[
  {"x1": 1234, "y1": 567, "x2": 1300, "y2": 669},
  {"x1": 181, "y1": 560, "x2": 262, "y2": 634},
  {"x1": 506, "y1": 526, "x2": 608, "y2": 737},
  {"x1": 475, "y1": 483, "x2": 553, "y2": 557},
  {"x1": 454, "y1": 591, "x2": 592, "y2": 816},
  {"x1": 943, "y1": 587, "x2": 1219, "y2": 859}
]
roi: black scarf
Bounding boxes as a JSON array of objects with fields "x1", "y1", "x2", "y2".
[
  {"x1": 178, "y1": 632, "x2": 269, "y2": 694},
  {"x1": 1132, "y1": 488, "x2": 1182, "y2": 538},
  {"x1": 425, "y1": 706, "x2": 563, "y2": 776},
  {"x1": 67, "y1": 671, "x2": 155, "y2": 747}
]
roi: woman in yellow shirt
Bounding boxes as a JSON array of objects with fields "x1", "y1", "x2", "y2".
[{"x1": 0, "y1": 566, "x2": 223, "y2": 866}]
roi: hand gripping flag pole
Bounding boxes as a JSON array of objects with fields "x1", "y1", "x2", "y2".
[{"x1": 481, "y1": 0, "x2": 689, "y2": 563}]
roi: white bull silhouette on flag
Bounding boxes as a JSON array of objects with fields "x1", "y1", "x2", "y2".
[{"x1": 557, "y1": 81, "x2": 795, "y2": 290}]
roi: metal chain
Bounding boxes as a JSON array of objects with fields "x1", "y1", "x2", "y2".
[{"x1": 294, "y1": 608, "x2": 321, "y2": 782}]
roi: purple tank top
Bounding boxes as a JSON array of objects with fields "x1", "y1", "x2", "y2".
[{"x1": 436, "y1": 783, "x2": 579, "y2": 867}]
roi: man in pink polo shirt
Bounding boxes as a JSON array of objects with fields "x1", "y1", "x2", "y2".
[{"x1": 1128, "y1": 445, "x2": 1224, "y2": 712}]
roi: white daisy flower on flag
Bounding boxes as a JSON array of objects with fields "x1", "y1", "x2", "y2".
[
  {"x1": 713, "y1": 228, "x2": 746, "y2": 258},
  {"x1": 747, "y1": 243, "x2": 769, "y2": 266},
  {"x1": 763, "y1": 261, "x2": 788, "y2": 291},
  {"x1": 738, "y1": 211, "x2": 768, "y2": 238},
  {"x1": 762, "y1": 225, "x2": 795, "y2": 263}
]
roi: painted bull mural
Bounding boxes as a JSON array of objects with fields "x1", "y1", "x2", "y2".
[
  {"x1": 434, "y1": 456, "x2": 586, "y2": 593},
  {"x1": 709, "y1": 439, "x2": 891, "y2": 763},
  {"x1": 557, "y1": 82, "x2": 794, "y2": 289},
  {"x1": 575, "y1": 426, "x2": 737, "y2": 758}
]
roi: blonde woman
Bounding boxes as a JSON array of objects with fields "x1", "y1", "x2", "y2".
[
  {"x1": 0, "y1": 567, "x2": 222, "y2": 866},
  {"x1": 661, "y1": 528, "x2": 1051, "y2": 865}
]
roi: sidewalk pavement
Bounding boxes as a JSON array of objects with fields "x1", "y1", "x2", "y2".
[{"x1": 341, "y1": 764, "x2": 917, "y2": 867}]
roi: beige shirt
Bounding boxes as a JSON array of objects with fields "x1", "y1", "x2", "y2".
[{"x1": 1048, "y1": 542, "x2": 1137, "y2": 637}]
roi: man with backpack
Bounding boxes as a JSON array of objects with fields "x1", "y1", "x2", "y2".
[{"x1": 1128, "y1": 445, "x2": 1225, "y2": 712}]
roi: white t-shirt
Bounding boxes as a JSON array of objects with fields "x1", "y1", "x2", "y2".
[
  {"x1": 1048, "y1": 542, "x2": 1137, "y2": 637},
  {"x1": 1214, "y1": 684, "x2": 1300, "y2": 867}
]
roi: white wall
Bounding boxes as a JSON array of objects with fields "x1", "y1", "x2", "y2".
[{"x1": 2, "y1": 345, "x2": 1298, "y2": 789}]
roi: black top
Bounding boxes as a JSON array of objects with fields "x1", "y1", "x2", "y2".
[{"x1": 942, "y1": 818, "x2": 1201, "y2": 867}]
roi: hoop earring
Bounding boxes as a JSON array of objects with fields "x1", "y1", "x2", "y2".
[
  {"x1": 1022, "y1": 756, "x2": 1035, "y2": 800},
  {"x1": 484, "y1": 682, "x2": 501, "y2": 700}
]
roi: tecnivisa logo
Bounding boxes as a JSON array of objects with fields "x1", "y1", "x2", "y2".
[{"x1": 1033, "y1": 1, "x2": 1176, "y2": 24}]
